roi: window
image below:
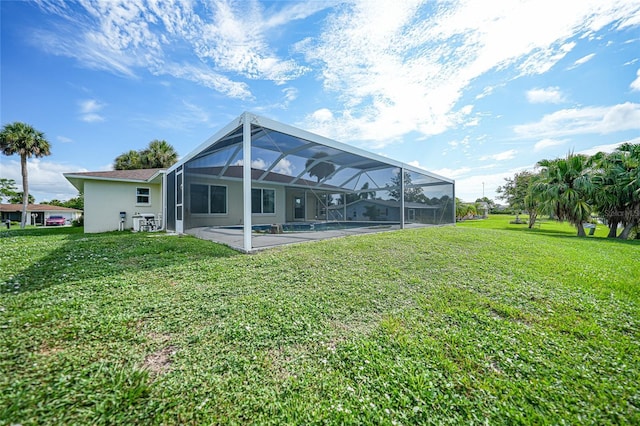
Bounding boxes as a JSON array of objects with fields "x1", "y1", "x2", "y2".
[
  {"x1": 251, "y1": 188, "x2": 275, "y2": 214},
  {"x1": 191, "y1": 184, "x2": 208, "y2": 213},
  {"x1": 190, "y1": 184, "x2": 227, "y2": 214},
  {"x1": 136, "y1": 187, "x2": 150, "y2": 205},
  {"x1": 210, "y1": 185, "x2": 226, "y2": 214}
]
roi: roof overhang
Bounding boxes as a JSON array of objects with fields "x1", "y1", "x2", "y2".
[{"x1": 64, "y1": 170, "x2": 164, "y2": 192}]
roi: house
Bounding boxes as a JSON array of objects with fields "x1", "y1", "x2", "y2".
[
  {"x1": 0, "y1": 204, "x2": 82, "y2": 226},
  {"x1": 64, "y1": 169, "x2": 163, "y2": 233},
  {"x1": 328, "y1": 199, "x2": 443, "y2": 223},
  {"x1": 164, "y1": 112, "x2": 455, "y2": 251},
  {"x1": 65, "y1": 112, "x2": 455, "y2": 251}
]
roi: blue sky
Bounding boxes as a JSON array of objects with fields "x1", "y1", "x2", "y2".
[{"x1": 1, "y1": 0, "x2": 639, "y2": 203}]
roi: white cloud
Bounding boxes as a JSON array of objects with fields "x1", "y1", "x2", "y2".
[
  {"x1": 455, "y1": 169, "x2": 529, "y2": 202},
  {"x1": 251, "y1": 158, "x2": 267, "y2": 169},
  {"x1": 297, "y1": 0, "x2": 640, "y2": 146},
  {"x1": 78, "y1": 99, "x2": 105, "y2": 122},
  {"x1": 79, "y1": 99, "x2": 102, "y2": 113},
  {"x1": 282, "y1": 87, "x2": 298, "y2": 103},
  {"x1": 194, "y1": 1, "x2": 310, "y2": 84},
  {"x1": 526, "y1": 87, "x2": 566, "y2": 104},
  {"x1": 57, "y1": 136, "x2": 73, "y2": 143},
  {"x1": 135, "y1": 100, "x2": 216, "y2": 131},
  {"x1": 577, "y1": 136, "x2": 640, "y2": 156},
  {"x1": 161, "y1": 62, "x2": 252, "y2": 100},
  {"x1": 312, "y1": 108, "x2": 334, "y2": 122},
  {"x1": 631, "y1": 68, "x2": 640, "y2": 91},
  {"x1": 514, "y1": 102, "x2": 640, "y2": 138},
  {"x1": 430, "y1": 166, "x2": 472, "y2": 179},
  {"x1": 33, "y1": 0, "x2": 324, "y2": 98},
  {"x1": 568, "y1": 53, "x2": 596, "y2": 69},
  {"x1": 28, "y1": 0, "x2": 640, "y2": 143},
  {"x1": 81, "y1": 114, "x2": 104, "y2": 123},
  {"x1": 273, "y1": 158, "x2": 293, "y2": 175},
  {"x1": 1, "y1": 158, "x2": 87, "y2": 202},
  {"x1": 534, "y1": 138, "x2": 567, "y2": 151},
  {"x1": 480, "y1": 149, "x2": 517, "y2": 161},
  {"x1": 475, "y1": 84, "x2": 503, "y2": 100}
]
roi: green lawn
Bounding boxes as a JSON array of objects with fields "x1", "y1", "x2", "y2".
[{"x1": 1, "y1": 218, "x2": 639, "y2": 424}]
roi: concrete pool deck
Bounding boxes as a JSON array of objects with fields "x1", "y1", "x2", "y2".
[{"x1": 186, "y1": 223, "x2": 430, "y2": 252}]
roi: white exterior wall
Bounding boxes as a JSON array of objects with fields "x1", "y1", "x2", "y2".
[{"x1": 84, "y1": 180, "x2": 162, "y2": 233}]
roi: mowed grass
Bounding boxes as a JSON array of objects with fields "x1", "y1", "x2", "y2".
[{"x1": 1, "y1": 218, "x2": 639, "y2": 425}]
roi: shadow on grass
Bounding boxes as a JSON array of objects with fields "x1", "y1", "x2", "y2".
[
  {"x1": 1, "y1": 227, "x2": 239, "y2": 295},
  {"x1": 0, "y1": 226, "x2": 85, "y2": 238},
  {"x1": 498, "y1": 222, "x2": 640, "y2": 245}
]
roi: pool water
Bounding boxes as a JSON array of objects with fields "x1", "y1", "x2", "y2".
[{"x1": 226, "y1": 221, "x2": 399, "y2": 233}]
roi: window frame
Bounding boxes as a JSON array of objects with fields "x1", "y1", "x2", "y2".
[
  {"x1": 136, "y1": 187, "x2": 151, "y2": 206},
  {"x1": 190, "y1": 183, "x2": 228, "y2": 215},
  {"x1": 251, "y1": 187, "x2": 276, "y2": 215}
]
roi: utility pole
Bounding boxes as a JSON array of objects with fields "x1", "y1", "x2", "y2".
[{"x1": 482, "y1": 182, "x2": 485, "y2": 199}]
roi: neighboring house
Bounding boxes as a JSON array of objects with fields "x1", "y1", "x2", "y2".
[
  {"x1": 328, "y1": 199, "x2": 442, "y2": 223},
  {"x1": 64, "y1": 169, "x2": 163, "y2": 233},
  {"x1": 0, "y1": 204, "x2": 82, "y2": 226},
  {"x1": 65, "y1": 112, "x2": 455, "y2": 250}
]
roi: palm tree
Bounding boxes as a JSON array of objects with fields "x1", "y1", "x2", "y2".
[
  {"x1": 591, "y1": 150, "x2": 626, "y2": 237},
  {"x1": 613, "y1": 143, "x2": 640, "y2": 239},
  {"x1": 114, "y1": 150, "x2": 142, "y2": 170},
  {"x1": 305, "y1": 152, "x2": 335, "y2": 183},
  {"x1": 523, "y1": 172, "x2": 544, "y2": 229},
  {"x1": 592, "y1": 143, "x2": 640, "y2": 239},
  {"x1": 141, "y1": 139, "x2": 178, "y2": 169},
  {"x1": 0, "y1": 122, "x2": 51, "y2": 228},
  {"x1": 114, "y1": 140, "x2": 178, "y2": 170},
  {"x1": 535, "y1": 152, "x2": 594, "y2": 237}
]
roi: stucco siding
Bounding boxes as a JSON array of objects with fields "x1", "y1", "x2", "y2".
[
  {"x1": 184, "y1": 178, "x2": 286, "y2": 228},
  {"x1": 84, "y1": 180, "x2": 162, "y2": 233}
]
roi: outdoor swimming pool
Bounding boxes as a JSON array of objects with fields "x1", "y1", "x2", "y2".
[{"x1": 225, "y1": 221, "x2": 400, "y2": 233}]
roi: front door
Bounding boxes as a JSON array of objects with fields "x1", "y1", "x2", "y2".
[
  {"x1": 176, "y1": 168, "x2": 184, "y2": 233},
  {"x1": 294, "y1": 194, "x2": 305, "y2": 220}
]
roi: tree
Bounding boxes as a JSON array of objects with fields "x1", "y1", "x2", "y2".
[
  {"x1": 344, "y1": 182, "x2": 376, "y2": 204},
  {"x1": 363, "y1": 205, "x2": 380, "y2": 221},
  {"x1": 114, "y1": 140, "x2": 178, "y2": 170},
  {"x1": 523, "y1": 174, "x2": 544, "y2": 229},
  {"x1": 0, "y1": 122, "x2": 51, "y2": 228},
  {"x1": 455, "y1": 197, "x2": 477, "y2": 221},
  {"x1": 0, "y1": 178, "x2": 18, "y2": 203},
  {"x1": 614, "y1": 143, "x2": 640, "y2": 239},
  {"x1": 475, "y1": 196, "x2": 497, "y2": 210},
  {"x1": 63, "y1": 194, "x2": 84, "y2": 211},
  {"x1": 387, "y1": 170, "x2": 425, "y2": 202},
  {"x1": 305, "y1": 152, "x2": 335, "y2": 183},
  {"x1": 592, "y1": 143, "x2": 640, "y2": 239},
  {"x1": 141, "y1": 139, "x2": 178, "y2": 169},
  {"x1": 45, "y1": 194, "x2": 84, "y2": 210},
  {"x1": 496, "y1": 171, "x2": 535, "y2": 213},
  {"x1": 9, "y1": 192, "x2": 35, "y2": 204},
  {"x1": 114, "y1": 150, "x2": 142, "y2": 170},
  {"x1": 535, "y1": 153, "x2": 594, "y2": 237}
]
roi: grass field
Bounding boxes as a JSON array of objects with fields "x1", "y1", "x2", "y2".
[{"x1": 1, "y1": 217, "x2": 639, "y2": 424}]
